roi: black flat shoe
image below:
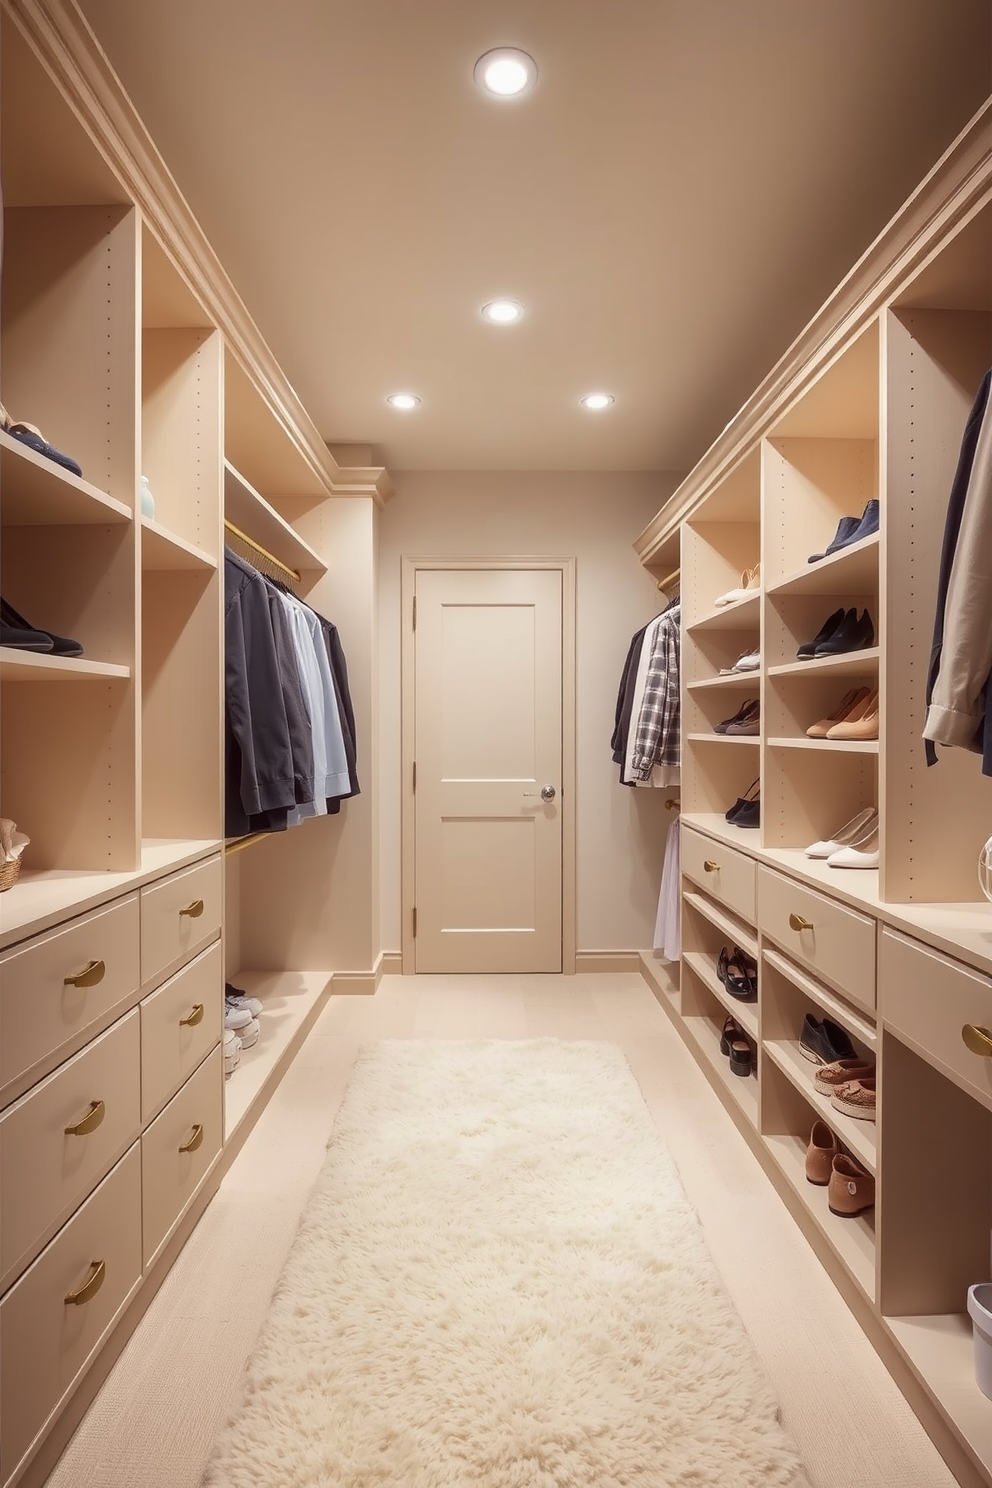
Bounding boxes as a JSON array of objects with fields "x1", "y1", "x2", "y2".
[
  {"x1": 729, "y1": 798, "x2": 760, "y2": 828},
  {"x1": 814, "y1": 607, "x2": 874, "y2": 657},
  {"x1": 725, "y1": 946, "x2": 758, "y2": 999},
  {"x1": 725, "y1": 778, "x2": 759, "y2": 821},
  {"x1": 720, "y1": 1015, "x2": 739, "y2": 1056},
  {"x1": 0, "y1": 597, "x2": 84, "y2": 657},
  {"x1": 797, "y1": 606, "x2": 844, "y2": 660},
  {"x1": 717, "y1": 947, "x2": 730, "y2": 983},
  {"x1": 729, "y1": 1035, "x2": 754, "y2": 1076}
]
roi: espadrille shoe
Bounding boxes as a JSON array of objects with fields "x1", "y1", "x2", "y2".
[
  {"x1": 813, "y1": 1058, "x2": 875, "y2": 1096},
  {"x1": 830, "y1": 1077, "x2": 876, "y2": 1122}
]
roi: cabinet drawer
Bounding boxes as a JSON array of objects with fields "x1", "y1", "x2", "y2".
[
  {"x1": 0, "y1": 1143, "x2": 141, "y2": 1487},
  {"x1": 682, "y1": 828, "x2": 756, "y2": 923},
  {"x1": 0, "y1": 1009, "x2": 140, "y2": 1293},
  {"x1": 142, "y1": 1044, "x2": 222, "y2": 1269},
  {"x1": 140, "y1": 940, "x2": 222, "y2": 1122},
  {"x1": 140, "y1": 856, "x2": 221, "y2": 987},
  {"x1": 758, "y1": 869, "x2": 876, "y2": 1012},
  {"x1": 0, "y1": 892, "x2": 140, "y2": 1106},
  {"x1": 880, "y1": 929, "x2": 992, "y2": 1107}
]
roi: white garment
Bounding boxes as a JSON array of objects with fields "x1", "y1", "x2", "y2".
[
  {"x1": 653, "y1": 817, "x2": 681, "y2": 960},
  {"x1": 277, "y1": 594, "x2": 351, "y2": 825}
]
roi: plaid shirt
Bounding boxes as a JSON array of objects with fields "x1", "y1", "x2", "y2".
[{"x1": 630, "y1": 608, "x2": 680, "y2": 778}]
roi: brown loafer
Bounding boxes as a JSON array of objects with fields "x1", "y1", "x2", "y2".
[
  {"x1": 828, "y1": 1153, "x2": 875, "y2": 1217},
  {"x1": 805, "y1": 1120, "x2": 839, "y2": 1185}
]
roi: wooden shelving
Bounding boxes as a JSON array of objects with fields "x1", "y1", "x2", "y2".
[
  {"x1": 141, "y1": 517, "x2": 217, "y2": 572},
  {"x1": 0, "y1": 649, "x2": 130, "y2": 681},
  {"x1": 767, "y1": 736, "x2": 879, "y2": 753},
  {"x1": 763, "y1": 1039, "x2": 877, "y2": 1171},
  {"x1": 224, "y1": 461, "x2": 327, "y2": 577},
  {"x1": 683, "y1": 886, "x2": 759, "y2": 958},
  {"x1": 682, "y1": 1013, "x2": 760, "y2": 1126},
  {"x1": 0, "y1": 424, "x2": 132, "y2": 526},
  {"x1": 686, "y1": 732, "x2": 760, "y2": 746},
  {"x1": 223, "y1": 970, "x2": 333, "y2": 1143},
  {"x1": 686, "y1": 592, "x2": 760, "y2": 634},
  {"x1": 764, "y1": 1131, "x2": 876, "y2": 1299},
  {"x1": 768, "y1": 648, "x2": 880, "y2": 678},
  {"x1": 769, "y1": 533, "x2": 879, "y2": 597}
]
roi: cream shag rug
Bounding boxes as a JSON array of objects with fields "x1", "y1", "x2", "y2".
[{"x1": 204, "y1": 1040, "x2": 809, "y2": 1488}]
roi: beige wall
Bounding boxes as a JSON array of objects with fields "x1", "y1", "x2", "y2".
[{"x1": 378, "y1": 471, "x2": 682, "y2": 956}]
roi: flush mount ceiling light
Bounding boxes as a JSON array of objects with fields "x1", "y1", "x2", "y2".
[
  {"x1": 386, "y1": 393, "x2": 421, "y2": 410},
  {"x1": 481, "y1": 299, "x2": 524, "y2": 325},
  {"x1": 474, "y1": 48, "x2": 537, "y2": 99},
  {"x1": 580, "y1": 393, "x2": 614, "y2": 410}
]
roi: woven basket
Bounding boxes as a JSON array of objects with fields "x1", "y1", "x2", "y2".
[{"x1": 0, "y1": 858, "x2": 21, "y2": 893}]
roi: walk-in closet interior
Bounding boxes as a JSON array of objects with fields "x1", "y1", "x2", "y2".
[{"x1": 1, "y1": 1, "x2": 992, "y2": 1486}]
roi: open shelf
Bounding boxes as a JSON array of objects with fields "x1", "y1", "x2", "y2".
[
  {"x1": 886, "y1": 1315, "x2": 992, "y2": 1472},
  {"x1": 763, "y1": 945, "x2": 877, "y2": 1051},
  {"x1": 223, "y1": 970, "x2": 332, "y2": 1141},
  {"x1": 0, "y1": 429, "x2": 132, "y2": 525},
  {"x1": 682, "y1": 1013, "x2": 759, "y2": 1126},
  {"x1": 224, "y1": 461, "x2": 327, "y2": 577},
  {"x1": 141, "y1": 516, "x2": 217, "y2": 572},
  {"x1": 768, "y1": 648, "x2": 880, "y2": 679},
  {"x1": 0, "y1": 649, "x2": 130, "y2": 681},
  {"x1": 638, "y1": 950, "x2": 679, "y2": 1008},
  {"x1": 764, "y1": 1130, "x2": 876, "y2": 1298},
  {"x1": 769, "y1": 533, "x2": 879, "y2": 598},
  {"x1": 683, "y1": 887, "x2": 758, "y2": 958},
  {"x1": 680, "y1": 812, "x2": 763, "y2": 850},
  {"x1": 763, "y1": 1039, "x2": 877, "y2": 1171},
  {"x1": 687, "y1": 592, "x2": 760, "y2": 634},
  {"x1": 767, "y1": 736, "x2": 879, "y2": 754},
  {"x1": 687, "y1": 732, "x2": 760, "y2": 746},
  {"x1": 683, "y1": 949, "x2": 758, "y2": 1039},
  {"x1": 687, "y1": 674, "x2": 761, "y2": 692}
]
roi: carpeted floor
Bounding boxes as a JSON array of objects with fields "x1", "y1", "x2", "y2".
[{"x1": 203, "y1": 1039, "x2": 809, "y2": 1487}]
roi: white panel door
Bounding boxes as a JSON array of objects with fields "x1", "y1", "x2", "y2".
[{"x1": 414, "y1": 568, "x2": 563, "y2": 973}]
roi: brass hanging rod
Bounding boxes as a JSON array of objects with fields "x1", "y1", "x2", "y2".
[
  {"x1": 665, "y1": 798, "x2": 680, "y2": 811},
  {"x1": 657, "y1": 567, "x2": 680, "y2": 593},
  {"x1": 224, "y1": 519, "x2": 302, "y2": 584},
  {"x1": 224, "y1": 831, "x2": 270, "y2": 857}
]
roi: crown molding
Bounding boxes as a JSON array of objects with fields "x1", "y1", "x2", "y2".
[
  {"x1": 635, "y1": 95, "x2": 992, "y2": 565},
  {"x1": 7, "y1": 0, "x2": 392, "y2": 503}
]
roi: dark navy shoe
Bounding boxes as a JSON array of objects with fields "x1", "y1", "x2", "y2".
[
  {"x1": 808, "y1": 516, "x2": 860, "y2": 563},
  {"x1": 814, "y1": 607, "x2": 874, "y2": 657},
  {"x1": 0, "y1": 597, "x2": 84, "y2": 656},
  {"x1": 797, "y1": 607, "x2": 845, "y2": 659},
  {"x1": 5, "y1": 422, "x2": 83, "y2": 477},
  {"x1": 799, "y1": 1015, "x2": 857, "y2": 1065}
]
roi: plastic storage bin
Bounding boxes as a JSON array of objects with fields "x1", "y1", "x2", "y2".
[{"x1": 967, "y1": 1284, "x2": 992, "y2": 1400}]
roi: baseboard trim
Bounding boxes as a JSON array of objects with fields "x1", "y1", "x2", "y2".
[
  {"x1": 637, "y1": 949, "x2": 680, "y2": 1003},
  {"x1": 379, "y1": 952, "x2": 402, "y2": 977},
  {"x1": 330, "y1": 967, "x2": 378, "y2": 996},
  {"x1": 574, "y1": 950, "x2": 642, "y2": 973}
]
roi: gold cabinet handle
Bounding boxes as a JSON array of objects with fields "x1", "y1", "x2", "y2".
[
  {"x1": 703, "y1": 860, "x2": 720, "y2": 873},
  {"x1": 64, "y1": 1099, "x2": 106, "y2": 1137},
  {"x1": 179, "y1": 1003, "x2": 205, "y2": 1028},
  {"x1": 179, "y1": 1123, "x2": 204, "y2": 1154},
  {"x1": 63, "y1": 958, "x2": 106, "y2": 989},
  {"x1": 789, "y1": 913, "x2": 814, "y2": 932},
  {"x1": 179, "y1": 899, "x2": 204, "y2": 918},
  {"x1": 962, "y1": 1024, "x2": 992, "y2": 1057},
  {"x1": 64, "y1": 1259, "x2": 106, "y2": 1306}
]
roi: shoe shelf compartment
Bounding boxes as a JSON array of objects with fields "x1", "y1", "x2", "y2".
[
  {"x1": 686, "y1": 628, "x2": 761, "y2": 687},
  {"x1": 687, "y1": 673, "x2": 762, "y2": 692},
  {"x1": 686, "y1": 733, "x2": 760, "y2": 747},
  {"x1": 682, "y1": 886, "x2": 758, "y2": 959},
  {"x1": 0, "y1": 433, "x2": 132, "y2": 527},
  {"x1": 685, "y1": 592, "x2": 760, "y2": 635},
  {"x1": 767, "y1": 737, "x2": 879, "y2": 753},
  {"x1": 681, "y1": 958, "x2": 759, "y2": 1126},
  {"x1": 762, "y1": 1038, "x2": 876, "y2": 1172},
  {"x1": 682, "y1": 949, "x2": 759, "y2": 1041},
  {"x1": 767, "y1": 532, "x2": 880, "y2": 599},
  {"x1": 679, "y1": 733, "x2": 762, "y2": 821},
  {"x1": 766, "y1": 648, "x2": 880, "y2": 679},
  {"x1": 761, "y1": 743, "x2": 877, "y2": 856},
  {"x1": 679, "y1": 812, "x2": 761, "y2": 852},
  {"x1": 222, "y1": 968, "x2": 333, "y2": 1145},
  {"x1": 0, "y1": 651, "x2": 131, "y2": 682}
]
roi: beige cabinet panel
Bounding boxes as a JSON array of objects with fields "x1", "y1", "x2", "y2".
[
  {"x1": 0, "y1": 892, "x2": 140, "y2": 1106},
  {"x1": 0, "y1": 1010, "x2": 140, "y2": 1293},
  {"x1": 140, "y1": 939, "x2": 222, "y2": 1122},
  {"x1": 880, "y1": 927, "x2": 992, "y2": 1108},
  {"x1": 757, "y1": 867, "x2": 875, "y2": 1012},
  {"x1": 0, "y1": 1144, "x2": 141, "y2": 1488},
  {"x1": 141, "y1": 1044, "x2": 222, "y2": 1269},
  {"x1": 682, "y1": 827, "x2": 756, "y2": 923},
  {"x1": 139, "y1": 855, "x2": 221, "y2": 987}
]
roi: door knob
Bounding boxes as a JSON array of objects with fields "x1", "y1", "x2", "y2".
[{"x1": 523, "y1": 785, "x2": 557, "y2": 801}]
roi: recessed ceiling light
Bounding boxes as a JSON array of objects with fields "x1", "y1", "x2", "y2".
[
  {"x1": 474, "y1": 48, "x2": 537, "y2": 99},
  {"x1": 482, "y1": 299, "x2": 524, "y2": 325},
  {"x1": 580, "y1": 393, "x2": 614, "y2": 410},
  {"x1": 386, "y1": 393, "x2": 421, "y2": 410}
]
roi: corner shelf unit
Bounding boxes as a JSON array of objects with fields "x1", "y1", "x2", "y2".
[{"x1": 636, "y1": 97, "x2": 992, "y2": 1488}]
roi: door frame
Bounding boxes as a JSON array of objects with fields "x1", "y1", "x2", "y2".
[{"x1": 400, "y1": 555, "x2": 577, "y2": 976}]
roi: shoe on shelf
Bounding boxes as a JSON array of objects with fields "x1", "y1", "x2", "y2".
[
  {"x1": 796, "y1": 607, "x2": 845, "y2": 659},
  {"x1": 805, "y1": 1120, "x2": 840, "y2": 1184},
  {"x1": 813, "y1": 607, "x2": 875, "y2": 658},
  {"x1": 713, "y1": 564, "x2": 761, "y2": 607},
  {"x1": 0, "y1": 404, "x2": 83, "y2": 477},
  {"x1": 723, "y1": 945, "x2": 758, "y2": 999},
  {"x1": 719, "y1": 649, "x2": 761, "y2": 675},
  {"x1": 826, "y1": 688, "x2": 879, "y2": 740},
  {"x1": 224, "y1": 1003, "x2": 254, "y2": 1035},
  {"x1": 830, "y1": 1076, "x2": 877, "y2": 1122},
  {"x1": 235, "y1": 1015, "x2": 260, "y2": 1050},
  {"x1": 724, "y1": 702, "x2": 761, "y2": 736},
  {"x1": 0, "y1": 597, "x2": 84, "y2": 658},
  {"x1": 729, "y1": 798, "x2": 760, "y2": 828},
  {"x1": 827, "y1": 831, "x2": 879, "y2": 869},
  {"x1": 720, "y1": 1015, "x2": 739, "y2": 1055},
  {"x1": 225, "y1": 982, "x2": 263, "y2": 1018},
  {"x1": 807, "y1": 500, "x2": 880, "y2": 564},
  {"x1": 724, "y1": 778, "x2": 759, "y2": 822},
  {"x1": 805, "y1": 687, "x2": 871, "y2": 738},
  {"x1": 828, "y1": 1153, "x2": 875, "y2": 1216},
  {"x1": 0, "y1": 622, "x2": 53, "y2": 653},
  {"x1": 805, "y1": 807, "x2": 877, "y2": 858},
  {"x1": 800, "y1": 1014, "x2": 857, "y2": 1066},
  {"x1": 813, "y1": 1058, "x2": 876, "y2": 1096},
  {"x1": 720, "y1": 1015, "x2": 754, "y2": 1075},
  {"x1": 223, "y1": 1028, "x2": 242, "y2": 1077},
  {"x1": 714, "y1": 698, "x2": 758, "y2": 734}
]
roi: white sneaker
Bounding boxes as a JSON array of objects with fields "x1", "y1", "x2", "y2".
[
  {"x1": 235, "y1": 1015, "x2": 260, "y2": 1050},
  {"x1": 225, "y1": 984, "x2": 263, "y2": 1018},
  {"x1": 224, "y1": 1004, "x2": 253, "y2": 1034},
  {"x1": 223, "y1": 1029, "x2": 242, "y2": 1076}
]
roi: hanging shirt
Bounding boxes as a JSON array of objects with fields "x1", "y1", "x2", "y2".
[{"x1": 629, "y1": 605, "x2": 681, "y2": 781}]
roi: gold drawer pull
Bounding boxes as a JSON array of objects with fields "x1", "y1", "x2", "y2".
[
  {"x1": 63, "y1": 958, "x2": 106, "y2": 989},
  {"x1": 962, "y1": 1024, "x2": 992, "y2": 1057},
  {"x1": 180, "y1": 1003, "x2": 205, "y2": 1027},
  {"x1": 179, "y1": 899, "x2": 204, "y2": 918},
  {"x1": 179, "y1": 1123, "x2": 204, "y2": 1154},
  {"x1": 789, "y1": 913, "x2": 814, "y2": 932},
  {"x1": 64, "y1": 1259, "x2": 106, "y2": 1307},
  {"x1": 64, "y1": 1099, "x2": 106, "y2": 1137},
  {"x1": 703, "y1": 860, "x2": 720, "y2": 873}
]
